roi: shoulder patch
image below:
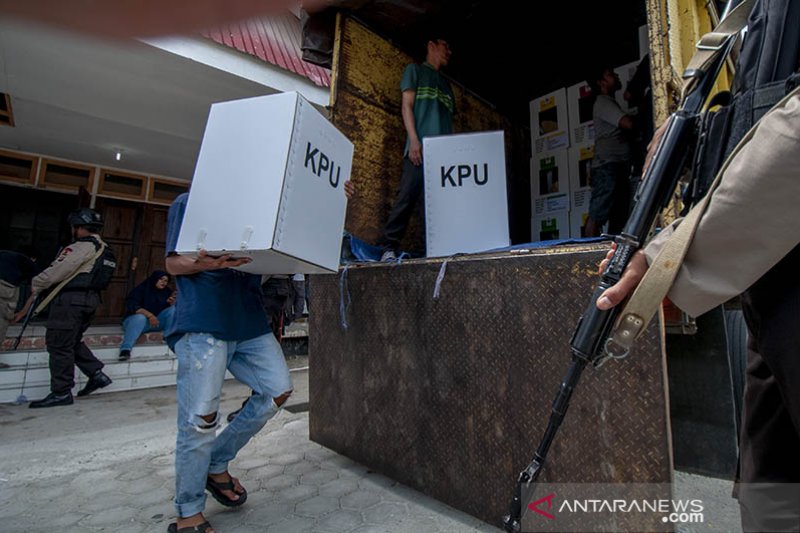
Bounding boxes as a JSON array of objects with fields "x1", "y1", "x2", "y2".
[{"x1": 56, "y1": 247, "x2": 73, "y2": 262}]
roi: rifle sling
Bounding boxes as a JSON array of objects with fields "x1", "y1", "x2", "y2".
[{"x1": 610, "y1": 85, "x2": 800, "y2": 350}]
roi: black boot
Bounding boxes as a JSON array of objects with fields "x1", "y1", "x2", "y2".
[
  {"x1": 77, "y1": 370, "x2": 112, "y2": 397},
  {"x1": 29, "y1": 391, "x2": 74, "y2": 408}
]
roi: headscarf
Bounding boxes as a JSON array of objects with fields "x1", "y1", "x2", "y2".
[{"x1": 124, "y1": 270, "x2": 173, "y2": 316}]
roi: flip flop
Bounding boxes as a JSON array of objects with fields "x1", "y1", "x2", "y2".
[
  {"x1": 206, "y1": 475, "x2": 248, "y2": 507},
  {"x1": 167, "y1": 521, "x2": 213, "y2": 532}
]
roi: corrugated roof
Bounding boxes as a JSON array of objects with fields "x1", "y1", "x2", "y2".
[{"x1": 201, "y1": 13, "x2": 331, "y2": 88}]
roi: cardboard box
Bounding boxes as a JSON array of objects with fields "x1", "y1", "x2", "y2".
[
  {"x1": 531, "y1": 212, "x2": 570, "y2": 242},
  {"x1": 568, "y1": 142, "x2": 595, "y2": 210},
  {"x1": 175, "y1": 91, "x2": 353, "y2": 274},
  {"x1": 531, "y1": 149, "x2": 570, "y2": 216},
  {"x1": 569, "y1": 207, "x2": 591, "y2": 239},
  {"x1": 423, "y1": 131, "x2": 510, "y2": 257},
  {"x1": 615, "y1": 61, "x2": 641, "y2": 113},
  {"x1": 567, "y1": 81, "x2": 596, "y2": 145},
  {"x1": 530, "y1": 88, "x2": 570, "y2": 154},
  {"x1": 569, "y1": 205, "x2": 607, "y2": 239}
]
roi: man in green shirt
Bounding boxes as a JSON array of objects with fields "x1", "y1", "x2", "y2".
[{"x1": 379, "y1": 35, "x2": 455, "y2": 260}]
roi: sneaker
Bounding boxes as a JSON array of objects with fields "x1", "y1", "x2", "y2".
[
  {"x1": 118, "y1": 349, "x2": 131, "y2": 361},
  {"x1": 380, "y1": 250, "x2": 397, "y2": 262},
  {"x1": 29, "y1": 391, "x2": 74, "y2": 408},
  {"x1": 76, "y1": 370, "x2": 113, "y2": 397}
]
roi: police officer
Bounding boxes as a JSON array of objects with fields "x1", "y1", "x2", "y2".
[{"x1": 24, "y1": 208, "x2": 113, "y2": 408}]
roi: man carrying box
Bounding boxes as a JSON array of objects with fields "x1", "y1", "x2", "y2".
[
  {"x1": 164, "y1": 193, "x2": 294, "y2": 533},
  {"x1": 165, "y1": 179, "x2": 354, "y2": 533},
  {"x1": 378, "y1": 34, "x2": 455, "y2": 260}
]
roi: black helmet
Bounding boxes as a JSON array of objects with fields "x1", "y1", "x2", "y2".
[{"x1": 68, "y1": 208, "x2": 103, "y2": 231}]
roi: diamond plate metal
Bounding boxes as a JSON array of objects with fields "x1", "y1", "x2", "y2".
[{"x1": 309, "y1": 245, "x2": 670, "y2": 527}]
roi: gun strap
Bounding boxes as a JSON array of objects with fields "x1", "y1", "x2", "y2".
[
  {"x1": 681, "y1": 0, "x2": 754, "y2": 98},
  {"x1": 610, "y1": 84, "x2": 800, "y2": 351},
  {"x1": 33, "y1": 241, "x2": 106, "y2": 316}
]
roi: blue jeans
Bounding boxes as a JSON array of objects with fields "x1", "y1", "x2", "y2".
[
  {"x1": 588, "y1": 160, "x2": 632, "y2": 233},
  {"x1": 120, "y1": 306, "x2": 175, "y2": 351},
  {"x1": 174, "y1": 332, "x2": 292, "y2": 518}
]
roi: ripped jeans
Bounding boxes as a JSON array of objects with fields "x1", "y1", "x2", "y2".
[{"x1": 174, "y1": 332, "x2": 292, "y2": 517}]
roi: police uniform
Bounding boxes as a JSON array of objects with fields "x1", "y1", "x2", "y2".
[{"x1": 30, "y1": 232, "x2": 111, "y2": 404}]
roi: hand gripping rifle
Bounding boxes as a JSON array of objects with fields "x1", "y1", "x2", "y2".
[{"x1": 502, "y1": 2, "x2": 753, "y2": 530}]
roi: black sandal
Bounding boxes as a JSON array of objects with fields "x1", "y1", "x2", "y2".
[
  {"x1": 205, "y1": 475, "x2": 248, "y2": 507},
  {"x1": 167, "y1": 521, "x2": 213, "y2": 532}
]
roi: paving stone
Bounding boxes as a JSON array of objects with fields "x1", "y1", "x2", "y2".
[
  {"x1": 74, "y1": 491, "x2": 132, "y2": 513},
  {"x1": 315, "y1": 509, "x2": 364, "y2": 532},
  {"x1": 295, "y1": 495, "x2": 339, "y2": 517},
  {"x1": 78, "y1": 505, "x2": 139, "y2": 527},
  {"x1": 37, "y1": 511, "x2": 87, "y2": 529},
  {"x1": 244, "y1": 463, "x2": 285, "y2": 483},
  {"x1": 278, "y1": 483, "x2": 318, "y2": 502},
  {"x1": 340, "y1": 489, "x2": 382, "y2": 510},
  {"x1": 300, "y1": 469, "x2": 338, "y2": 486},
  {"x1": 352, "y1": 526, "x2": 399, "y2": 533},
  {"x1": 261, "y1": 473, "x2": 298, "y2": 492},
  {"x1": 119, "y1": 474, "x2": 166, "y2": 495},
  {"x1": 270, "y1": 452, "x2": 305, "y2": 466},
  {"x1": 115, "y1": 467, "x2": 155, "y2": 481},
  {"x1": 267, "y1": 515, "x2": 316, "y2": 533},
  {"x1": 303, "y1": 447, "x2": 339, "y2": 463},
  {"x1": 243, "y1": 499, "x2": 294, "y2": 526},
  {"x1": 283, "y1": 419, "x2": 309, "y2": 434},
  {"x1": 136, "y1": 501, "x2": 174, "y2": 524},
  {"x1": 235, "y1": 456, "x2": 270, "y2": 470},
  {"x1": 284, "y1": 461, "x2": 319, "y2": 476},
  {"x1": 149, "y1": 454, "x2": 175, "y2": 467},
  {"x1": 1, "y1": 512, "x2": 35, "y2": 531},
  {"x1": 362, "y1": 501, "x2": 408, "y2": 525},
  {"x1": 128, "y1": 485, "x2": 173, "y2": 508},
  {"x1": 357, "y1": 473, "x2": 398, "y2": 491},
  {"x1": 393, "y1": 514, "x2": 443, "y2": 532},
  {"x1": 318, "y1": 478, "x2": 360, "y2": 498}
]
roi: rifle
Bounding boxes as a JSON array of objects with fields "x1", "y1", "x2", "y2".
[
  {"x1": 12, "y1": 293, "x2": 39, "y2": 350},
  {"x1": 502, "y1": 3, "x2": 750, "y2": 530}
]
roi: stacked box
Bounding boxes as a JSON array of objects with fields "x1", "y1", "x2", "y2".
[
  {"x1": 567, "y1": 81, "x2": 595, "y2": 145},
  {"x1": 531, "y1": 212, "x2": 571, "y2": 242},
  {"x1": 175, "y1": 92, "x2": 353, "y2": 274},
  {"x1": 530, "y1": 149, "x2": 570, "y2": 218},
  {"x1": 423, "y1": 131, "x2": 510, "y2": 257},
  {"x1": 530, "y1": 88, "x2": 570, "y2": 154},
  {"x1": 567, "y1": 142, "x2": 594, "y2": 239}
]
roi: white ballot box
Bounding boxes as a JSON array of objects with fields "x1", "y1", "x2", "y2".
[
  {"x1": 530, "y1": 88, "x2": 570, "y2": 154},
  {"x1": 175, "y1": 91, "x2": 353, "y2": 274},
  {"x1": 567, "y1": 81, "x2": 595, "y2": 145},
  {"x1": 531, "y1": 148, "x2": 571, "y2": 217},
  {"x1": 423, "y1": 131, "x2": 510, "y2": 257},
  {"x1": 531, "y1": 212, "x2": 570, "y2": 242}
]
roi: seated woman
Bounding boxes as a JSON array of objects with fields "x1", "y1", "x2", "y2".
[{"x1": 119, "y1": 270, "x2": 175, "y2": 360}]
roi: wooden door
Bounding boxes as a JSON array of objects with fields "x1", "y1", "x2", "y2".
[
  {"x1": 134, "y1": 204, "x2": 170, "y2": 285},
  {"x1": 94, "y1": 198, "x2": 140, "y2": 323},
  {"x1": 93, "y1": 199, "x2": 172, "y2": 323}
]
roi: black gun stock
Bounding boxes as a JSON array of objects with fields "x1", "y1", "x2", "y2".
[{"x1": 502, "y1": 33, "x2": 738, "y2": 533}]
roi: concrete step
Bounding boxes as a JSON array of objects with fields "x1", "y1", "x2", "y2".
[{"x1": 0, "y1": 345, "x2": 309, "y2": 404}]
